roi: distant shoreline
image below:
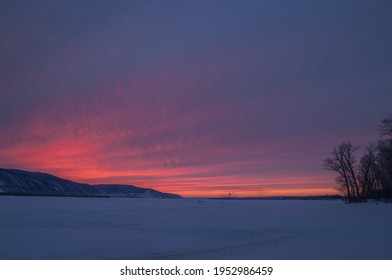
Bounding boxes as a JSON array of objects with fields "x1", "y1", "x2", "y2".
[
  {"x1": 0, "y1": 193, "x2": 112, "y2": 198},
  {"x1": 206, "y1": 195, "x2": 344, "y2": 201},
  {"x1": 0, "y1": 193, "x2": 344, "y2": 201}
]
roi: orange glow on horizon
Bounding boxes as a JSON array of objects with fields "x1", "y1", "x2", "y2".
[
  {"x1": 47, "y1": 168, "x2": 338, "y2": 198},
  {"x1": 0, "y1": 135, "x2": 338, "y2": 198},
  {"x1": 177, "y1": 188, "x2": 338, "y2": 198}
]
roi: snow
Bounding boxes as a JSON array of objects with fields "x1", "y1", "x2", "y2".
[{"x1": 0, "y1": 196, "x2": 391, "y2": 259}]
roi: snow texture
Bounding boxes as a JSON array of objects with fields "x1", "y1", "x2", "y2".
[{"x1": 0, "y1": 196, "x2": 391, "y2": 260}]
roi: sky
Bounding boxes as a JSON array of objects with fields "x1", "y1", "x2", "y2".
[{"x1": 1, "y1": 0, "x2": 392, "y2": 197}]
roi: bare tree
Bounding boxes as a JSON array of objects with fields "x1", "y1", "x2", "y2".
[
  {"x1": 379, "y1": 113, "x2": 392, "y2": 138},
  {"x1": 323, "y1": 141, "x2": 361, "y2": 202},
  {"x1": 358, "y1": 144, "x2": 383, "y2": 200},
  {"x1": 324, "y1": 113, "x2": 392, "y2": 202},
  {"x1": 377, "y1": 114, "x2": 392, "y2": 200}
]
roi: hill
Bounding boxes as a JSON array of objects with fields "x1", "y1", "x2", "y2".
[{"x1": 0, "y1": 168, "x2": 181, "y2": 199}]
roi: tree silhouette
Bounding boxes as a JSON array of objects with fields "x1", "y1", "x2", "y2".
[
  {"x1": 379, "y1": 114, "x2": 392, "y2": 138},
  {"x1": 377, "y1": 114, "x2": 392, "y2": 200},
  {"x1": 323, "y1": 141, "x2": 361, "y2": 202},
  {"x1": 324, "y1": 113, "x2": 392, "y2": 202}
]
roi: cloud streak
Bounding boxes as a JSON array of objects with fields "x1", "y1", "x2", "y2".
[{"x1": 1, "y1": 1, "x2": 392, "y2": 197}]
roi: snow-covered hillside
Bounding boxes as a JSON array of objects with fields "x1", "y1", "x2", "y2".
[
  {"x1": 0, "y1": 197, "x2": 391, "y2": 259},
  {"x1": 0, "y1": 168, "x2": 180, "y2": 198}
]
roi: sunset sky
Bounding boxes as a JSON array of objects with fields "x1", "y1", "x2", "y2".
[{"x1": 1, "y1": 1, "x2": 392, "y2": 197}]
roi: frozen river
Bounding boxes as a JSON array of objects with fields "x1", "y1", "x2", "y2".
[{"x1": 0, "y1": 196, "x2": 391, "y2": 259}]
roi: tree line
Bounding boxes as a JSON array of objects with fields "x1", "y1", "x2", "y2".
[{"x1": 324, "y1": 114, "x2": 392, "y2": 203}]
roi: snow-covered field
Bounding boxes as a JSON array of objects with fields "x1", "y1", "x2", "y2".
[{"x1": 0, "y1": 196, "x2": 391, "y2": 260}]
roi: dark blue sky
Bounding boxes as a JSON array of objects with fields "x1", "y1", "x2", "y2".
[{"x1": 1, "y1": 0, "x2": 391, "y2": 196}]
